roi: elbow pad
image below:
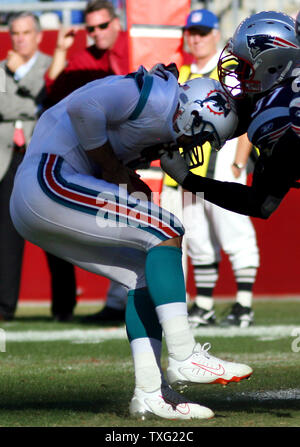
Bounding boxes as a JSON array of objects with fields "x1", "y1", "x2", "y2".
[{"x1": 260, "y1": 195, "x2": 283, "y2": 219}]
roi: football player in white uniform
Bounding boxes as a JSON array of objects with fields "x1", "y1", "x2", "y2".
[{"x1": 10, "y1": 64, "x2": 252, "y2": 420}]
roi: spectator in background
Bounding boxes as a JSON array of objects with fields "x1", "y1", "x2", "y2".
[
  {"x1": 45, "y1": 0, "x2": 129, "y2": 324},
  {"x1": 0, "y1": 11, "x2": 76, "y2": 321},
  {"x1": 162, "y1": 9, "x2": 260, "y2": 328},
  {"x1": 45, "y1": 0, "x2": 129, "y2": 106}
]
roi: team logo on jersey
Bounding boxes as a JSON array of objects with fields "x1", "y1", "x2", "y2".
[
  {"x1": 246, "y1": 34, "x2": 298, "y2": 59},
  {"x1": 195, "y1": 89, "x2": 231, "y2": 116},
  {"x1": 261, "y1": 122, "x2": 274, "y2": 134},
  {"x1": 258, "y1": 122, "x2": 290, "y2": 148}
]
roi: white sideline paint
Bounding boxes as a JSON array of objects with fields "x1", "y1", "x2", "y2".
[
  {"x1": 2, "y1": 325, "x2": 297, "y2": 343},
  {"x1": 229, "y1": 389, "x2": 300, "y2": 401},
  {"x1": 4, "y1": 328, "x2": 127, "y2": 343}
]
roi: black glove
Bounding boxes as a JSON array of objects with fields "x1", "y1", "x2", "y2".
[
  {"x1": 126, "y1": 141, "x2": 178, "y2": 170},
  {"x1": 160, "y1": 150, "x2": 190, "y2": 185},
  {"x1": 165, "y1": 63, "x2": 179, "y2": 80}
]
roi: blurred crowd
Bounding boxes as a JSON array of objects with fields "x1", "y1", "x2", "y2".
[{"x1": 0, "y1": 0, "x2": 126, "y2": 27}]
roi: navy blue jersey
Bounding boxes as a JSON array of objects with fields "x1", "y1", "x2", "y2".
[
  {"x1": 248, "y1": 80, "x2": 300, "y2": 158},
  {"x1": 182, "y1": 76, "x2": 300, "y2": 219}
]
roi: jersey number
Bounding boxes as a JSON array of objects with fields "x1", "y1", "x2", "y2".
[{"x1": 251, "y1": 87, "x2": 283, "y2": 118}]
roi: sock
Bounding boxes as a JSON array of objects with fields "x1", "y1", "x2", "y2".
[
  {"x1": 195, "y1": 295, "x2": 214, "y2": 311},
  {"x1": 193, "y1": 263, "x2": 219, "y2": 309},
  {"x1": 126, "y1": 288, "x2": 162, "y2": 342},
  {"x1": 130, "y1": 338, "x2": 163, "y2": 392},
  {"x1": 234, "y1": 267, "x2": 257, "y2": 307},
  {"x1": 145, "y1": 246, "x2": 195, "y2": 361},
  {"x1": 236, "y1": 290, "x2": 253, "y2": 308},
  {"x1": 145, "y1": 246, "x2": 186, "y2": 306},
  {"x1": 126, "y1": 288, "x2": 162, "y2": 392},
  {"x1": 156, "y1": 302, "x2": 195, "y2": 360}
]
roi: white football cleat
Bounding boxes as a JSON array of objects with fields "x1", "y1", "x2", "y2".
[
  {"x1": 129, "y1": 384, "x2": 214, "y2": 420},
  {"x1": 167, "y1": 343, "x2": 253, "y2": 387}
]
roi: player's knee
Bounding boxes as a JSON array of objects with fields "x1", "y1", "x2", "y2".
[{"x1": 157, "y1": 236, "x2": 182, "y2": 248}]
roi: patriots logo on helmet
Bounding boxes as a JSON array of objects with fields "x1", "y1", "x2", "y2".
[
  {"x1": 246, "y1": 34, "x2": 298, "y2": 59},
  {"x1": 195, "y1": 90, "x2": 231, "y2": 116}
]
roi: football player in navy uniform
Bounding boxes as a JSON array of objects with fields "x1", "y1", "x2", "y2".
[{"x1": 161, "y1": 11, "x2": 300, "y2": 220}]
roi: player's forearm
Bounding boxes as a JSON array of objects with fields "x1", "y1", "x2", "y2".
[
  {"x1": 182, "y1": 172, "x2": 267, "y2": 218},
  {"x1": 87, "y1": 143, "x2": 125, "y2": 176},
  {"x1": 86, "y1": 143, "x2": 135, "y2": 189},
  {"x1": 160, "y1": 150, "x2": 266, "y2": 217},
  {"x1": 234, "y1": 133, "x2": 252, "y2": 166}
]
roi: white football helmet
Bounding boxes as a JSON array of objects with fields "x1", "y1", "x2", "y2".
[
  {"x1": 218, "y1": 11, "x2": 300, "y2": 97},
  {"x1": 174, "y1": 77, "x2": 238, "y2": 167}
]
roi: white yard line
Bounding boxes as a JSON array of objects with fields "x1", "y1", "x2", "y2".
[
  {"x1": 193, "y1": 325, "x2": 299, "y2": 340},
  {"x1": 1, "y1": 325, "x2": 298, "y2": 343},
  {"x1": 227, "y1": 388, "x2": 300, "y2": 401}
]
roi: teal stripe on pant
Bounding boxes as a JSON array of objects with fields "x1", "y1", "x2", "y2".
[{"x1": 126, "y1": 287, "x2": 162, "y2": 342}]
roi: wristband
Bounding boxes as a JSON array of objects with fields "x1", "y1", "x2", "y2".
[{"x1": 232, "y1": 162, "x2": 245, "y2": 170}]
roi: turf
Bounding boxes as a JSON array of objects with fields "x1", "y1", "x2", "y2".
[{"x1": 0, "y1": 299, "x2": 299, "y2": 429}]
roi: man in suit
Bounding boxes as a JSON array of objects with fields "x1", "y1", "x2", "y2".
[{"x1": 0, "y1": 11, "x2": 76, "y2": 321}]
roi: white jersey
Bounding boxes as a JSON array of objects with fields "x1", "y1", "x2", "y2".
[{"x1": 24, "y1": 67, "x2": 179, "y2": 175}]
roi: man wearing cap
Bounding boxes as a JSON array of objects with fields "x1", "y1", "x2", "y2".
[{"x1": 162, "y1": 9, "x2": 260, "y2": 328}]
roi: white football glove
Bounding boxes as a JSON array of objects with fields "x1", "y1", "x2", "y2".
[{"x1": 160, "y1": 150, "x2": 190, "y2": 185}]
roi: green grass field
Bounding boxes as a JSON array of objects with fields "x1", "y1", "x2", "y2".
[{"x1": 0, "y1": 298, "x2": 300, "y2": 430}]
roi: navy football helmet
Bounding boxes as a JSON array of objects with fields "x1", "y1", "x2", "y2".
[{"x1": 218, "y1": 11, "x2": 300, "y2": 97}]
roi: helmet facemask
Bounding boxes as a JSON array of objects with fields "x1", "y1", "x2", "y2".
[
  {"x1": 180, "y1": 111, "x2": 222, "y2": 169},
  {"x1": 174, "y1": 77, "x2": 238, "y2": 169},
  {"x1": 218, "y1": 43, "x2": 260, "y2": 98}
]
